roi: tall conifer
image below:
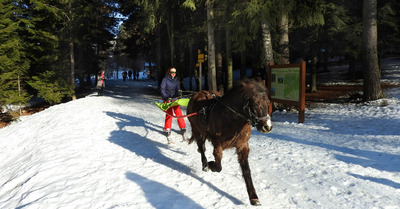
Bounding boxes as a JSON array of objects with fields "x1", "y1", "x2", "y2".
[{"x1": 0, "y1": 0, "x2": 32, "y2": 113}]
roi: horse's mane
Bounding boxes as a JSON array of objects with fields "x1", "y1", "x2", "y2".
[{"x1": 223, "y1": 78, "x2": 268, "y2": 102}]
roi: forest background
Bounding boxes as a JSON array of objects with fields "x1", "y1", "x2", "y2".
[{"x1": 1, "y1": 0, "x2": 399, "y2": 117}]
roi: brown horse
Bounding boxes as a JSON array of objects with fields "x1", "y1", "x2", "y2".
[{"x1": 187, "y1": 79, "x2": 273, "y2": 206}]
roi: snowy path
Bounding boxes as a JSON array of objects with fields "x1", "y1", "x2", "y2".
[{"x1": 1, "y1": 75, "x2": 400, "y2": 208}]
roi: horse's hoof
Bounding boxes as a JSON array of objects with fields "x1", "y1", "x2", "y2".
[
  {"x1": 250, "y1": 199, "x2": 261, "y2": 206},
  {"x1": 202, "y1": 165, "x2": 209, "y2": 172}
]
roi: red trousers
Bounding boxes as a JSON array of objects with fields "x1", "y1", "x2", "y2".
[{"x1": 164, "y1": 105, "x2": 186, "y2": 130}]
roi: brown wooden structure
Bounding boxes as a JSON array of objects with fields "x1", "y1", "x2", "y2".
[{"x1": 267, "y1": 60, "x2": 306, "y2": 123}]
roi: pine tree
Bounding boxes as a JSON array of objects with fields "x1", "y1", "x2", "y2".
[
  {"x1": 27, "y1": 71, "x2": 73, "y2": 105},
  {"x1": 0, "y1": 0, "x2": 32, "y2": 113}
]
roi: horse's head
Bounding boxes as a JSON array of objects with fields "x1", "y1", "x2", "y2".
[
  {"x1": 244, "y1": 93, "x2": 273, "y2": 133},
  {"x1": 241, "y1": 80, "x2": 273, "y2": 134}
]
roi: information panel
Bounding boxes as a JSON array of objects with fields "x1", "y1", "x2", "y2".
[
  {"x1": 268, "y1": 60, "x2": 306, "y2": 123},
  {"x1": 270, "y1": 67, "x2": 300, "y2": 101}
]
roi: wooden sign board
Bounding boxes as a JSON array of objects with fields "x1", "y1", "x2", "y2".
[
  {"x1": 198, "y1": 53, "x2": 205, "y2": 63},
  {"x1": 268, "y1": 60, "x2": 306, "y2": 123}
]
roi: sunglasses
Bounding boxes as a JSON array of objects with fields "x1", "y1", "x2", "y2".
[{"x1": 170, "y1": 71, "x2": 176, "y2": 74}]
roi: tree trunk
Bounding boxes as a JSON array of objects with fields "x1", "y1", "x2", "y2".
[
  {"x1": 156, "y1": 26, "x2": 163, "y2": 87},
  {"x1": 70, "y1": 41, "x2": 76, "y2": 100},
  {"x1": 240, "y1": 50, "x2": 246, "y2": 79},
  {"x1": 166, "y1": 11, "x2": 175, "y2": 67},
  {"x1": 362, "y1": 0, "x2": 383, "y2": 101},
  {"x1": 322, "y1": 49, "x2": 329, "y2": 72},
  {"x1": 207, "y1": 0, "x2": 217, "y2": 90},
  {"x1": 18, "y1": 75, "x2": 22, "y2": 115},
  {"x1": 224, "y1": 0, "x2": 233, "y2": 90},
  {"x1": 261, "y1": 20, "x2": 274, "y2": 66},
  {"x1": 69, "y1": 1, "x2": 76, "y2": 101},
  {"x1": 189, "y1": 39, "x2": 194, "y2": 91},
  {"x1": 226, "y1": 27, "x2": 233, "y2": 90},
  {"x1": 311, "y1": 56, "x2": 318, "y2": 92},
  {"x1": 216, "y1": 30, "x2": 224, "y2": 93},
  {"x1": 278, "y1": 13, "x2": 290, "y2": 64}
]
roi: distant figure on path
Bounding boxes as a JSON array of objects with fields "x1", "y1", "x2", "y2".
[
  {"x1": 96, "y1": 70, "x2": 106, "y2": 96},
  {"x1": 128, "y1": 70, "x2": 133, "y2": 80},
  {"x1": 122, "y1": 71, "x2": 127, "y2": 82}
]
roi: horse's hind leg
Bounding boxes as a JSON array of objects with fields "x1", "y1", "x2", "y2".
[{"x1": 237, "y1": 145, "x2": 260, "y2": 206}]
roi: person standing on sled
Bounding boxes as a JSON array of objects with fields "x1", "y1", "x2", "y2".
[{"x1": 160, "y1": 67, "x2": 186, "y2": 141}]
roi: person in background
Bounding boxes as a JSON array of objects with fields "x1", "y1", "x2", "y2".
[
  {"x1": 128, "y1": 70, "x2": 133, "y2": 80},
  {"x1": 160, "y1": 67, "x2": 186, "y2": 140},
  {"x1": 122, "y1": 71, "x2": 127, "y2": 82},
  {"x1": 97, "y1": 70, "x2": 106, "y2": 96}
]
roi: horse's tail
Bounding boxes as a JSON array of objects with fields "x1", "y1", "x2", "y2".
[{"x1": 188, "y1": 136, "x2": 195, "y2": 144}]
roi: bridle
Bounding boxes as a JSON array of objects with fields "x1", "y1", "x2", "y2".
[
  {"x1": 214, "y1": 95, "x2": 270, "y2": 127},
  {"x1": 243, "y1": 99, "x2": 271, "y2": 127}
]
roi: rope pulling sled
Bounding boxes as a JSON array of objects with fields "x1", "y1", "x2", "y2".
[{"x1": 154, "y1": 91, "x2": 197, "y2": 118}]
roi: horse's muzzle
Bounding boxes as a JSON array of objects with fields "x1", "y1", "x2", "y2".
[{"x1": 257, "y1": 115, "x2": 273, "y2": 133}]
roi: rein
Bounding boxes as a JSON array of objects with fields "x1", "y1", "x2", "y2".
[
  {"x1": 163, "y1": 111, "x2": 198, "y2": 119},
  {"x1": 213, "y1": 96, "x2": 269, "y2": 127}
]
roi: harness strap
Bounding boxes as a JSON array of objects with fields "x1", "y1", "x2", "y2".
[
  {"x1": 163, "y1": 111, "x2": 198, "y2": 119},
  {"x1": 213, "y1": 97, "x2": 250, "y2": 122},
  {"x1": 214, "y1": 97, "x2": 270, "y2": 127}
]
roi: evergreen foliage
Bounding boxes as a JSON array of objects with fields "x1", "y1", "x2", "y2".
[
  {"x1": 0, "y1": 0, "x2": 117, "y2": 112},
  {"x1": 0, "y1": 0, "x2": 32, "y2": 109},
  {"x1": 1, "y1": 0, "x2": 399, "y2": 114},
  {"x1": 27, "y1": 71, "x2": 73, "y2": 105}
]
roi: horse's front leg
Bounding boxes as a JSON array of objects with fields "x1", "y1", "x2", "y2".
[
  {"x1": 238, "y1": 145, "x2": 260, "y2": 206},
  {"x1": 196, "y1": 137, "x2": 208, "y2": 171},
  {"x1": 207, "y1": 145, "x2": 222, "y2": 172}
]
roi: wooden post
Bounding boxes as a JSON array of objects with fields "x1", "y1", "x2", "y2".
[
  {"x1": 299, "y1": 60, "x2": 306, "y2": 123},
  {"x1": 199, "y1": 62, "x2": 202, "y2": 91}
]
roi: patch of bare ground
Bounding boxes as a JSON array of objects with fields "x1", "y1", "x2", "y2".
[
  {"x1": 0, "y1": 103, "x2": 51, "y2": 129},
  {"x1": 0, "y1": 87, "x2": 91, "y2": 129}
]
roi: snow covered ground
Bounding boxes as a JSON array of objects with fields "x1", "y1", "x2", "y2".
[{"x1": 1, "y1": 58, "x2": 400, "y2": 209}]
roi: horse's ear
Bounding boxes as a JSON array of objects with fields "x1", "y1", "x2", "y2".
[
  {"x1": 239, "y1": 78, "x2": 251, "y2": 87},
  {"x1": 252, "y1": 77, "x2": 265, "y2": 86}
]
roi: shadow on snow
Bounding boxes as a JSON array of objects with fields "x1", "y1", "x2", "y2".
[
  {"x1": 348, "y1": 173, "x2": 400, "y2": 189},
  {"x1": 105, "y1": 111, "x2": 244, "y2": 207},
  {"x1": 125, "y1": 172, "x2": 203, "y2": 209},
  {"x1": 266, "y1": 132, "x2": 400, "y2": 189}
]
